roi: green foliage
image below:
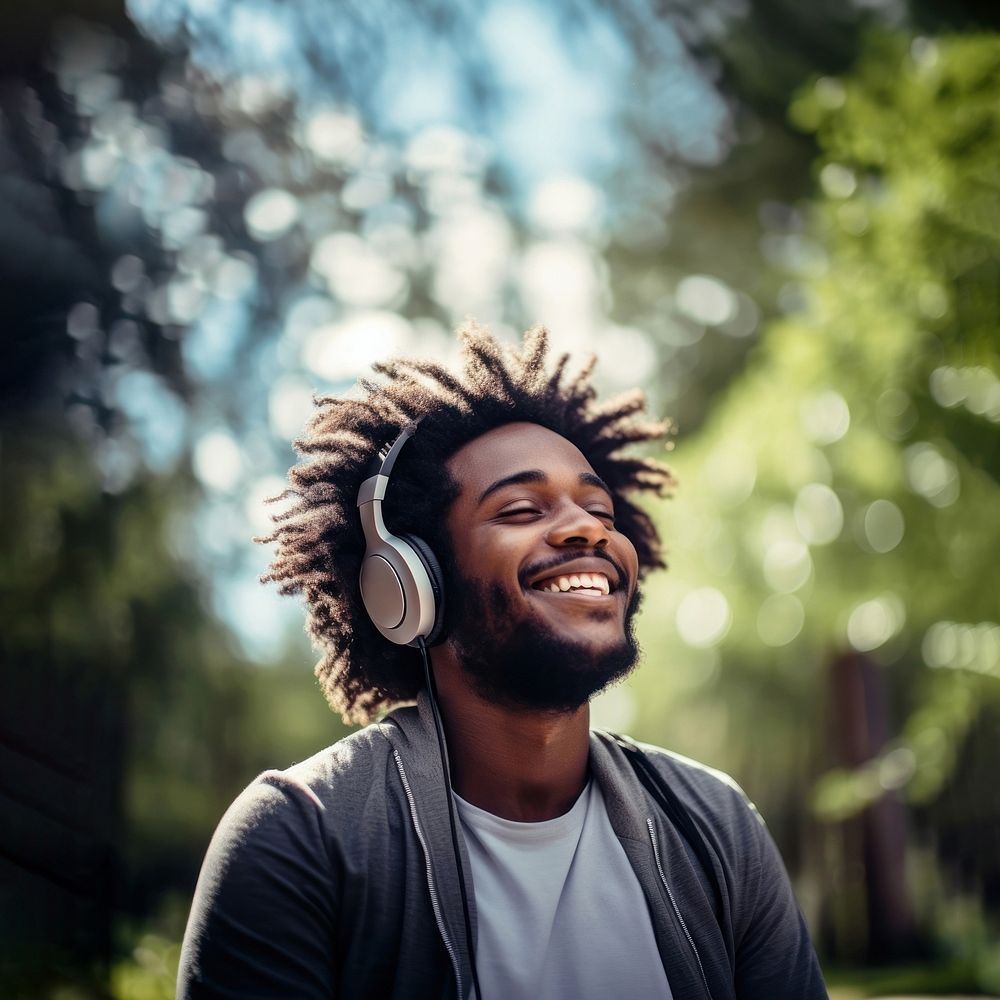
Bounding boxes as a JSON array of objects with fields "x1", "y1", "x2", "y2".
[
  {"x1": 633, "y1": 24, "x2": 1000, "y2": 793},
  {"x1": 626, "y1": 27, "x2": 1000, "y2": 963},
  {"x1": 0, "y1": 423, "x2": 351, "y2": 994},
  {"x1": 109, "y1": 933, "x2": 179, "y2": 1000}
]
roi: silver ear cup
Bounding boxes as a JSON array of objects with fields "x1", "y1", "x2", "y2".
[
  {"x1": 356, "y1": 421, "x2": 444, "y2": 647},
  {"x1": 358, "y1": 536, "x2": 437, "y2": 645},
  {"x1": 358, "y1": 471, "x2": 439, "y2": 645},
  {"x1": 359, "y1": 554, "x2": 406, "y2": 629}
]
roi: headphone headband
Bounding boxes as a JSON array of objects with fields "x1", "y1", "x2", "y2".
[{"x1": 357, "y1": 420, "x2": 420, "y2": 506}]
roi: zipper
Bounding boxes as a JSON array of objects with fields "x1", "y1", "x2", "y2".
[
  {"x1": 393, "y1": 749, "x2": 466, "y2": 999},
  {"x1": 647, "y1": 817, "x2": 713, "y2": 1000}
]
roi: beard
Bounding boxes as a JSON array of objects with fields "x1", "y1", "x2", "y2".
[{"x1": 443, "y1": 570, "x2": 643, "y2": 714}]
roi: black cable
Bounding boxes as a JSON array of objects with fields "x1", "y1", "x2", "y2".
[{"x1": 418, "y1": 638, "x2": 484, "y2": 1000}]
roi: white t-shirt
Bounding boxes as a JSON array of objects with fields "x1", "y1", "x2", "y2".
[{"x1": 455, "y1": 779, "x2": 673, "y2": 1000}]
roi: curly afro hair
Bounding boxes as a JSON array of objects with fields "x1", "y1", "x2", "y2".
[{"x1": 258, "y1": 322, "x2": 675, "y2": 724}]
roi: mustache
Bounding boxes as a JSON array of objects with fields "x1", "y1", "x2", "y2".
[{"x1": 518, "y1": 547, "x2": 630, "y2": 591}]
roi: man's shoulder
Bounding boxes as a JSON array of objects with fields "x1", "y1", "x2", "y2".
[
  {"x1": 597, "y1": 730, "x2": 765, "y2": 837},
  {"x1": 631, "y1": 738, "x2": 749, "y2": 799},
  {"x1": 219, "y1": 714, "x2": 407, "y2": 832}
]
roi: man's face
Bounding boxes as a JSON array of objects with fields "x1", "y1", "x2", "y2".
[{"x1": 440, "y1": 422, "x2": 642, "y2": 712}]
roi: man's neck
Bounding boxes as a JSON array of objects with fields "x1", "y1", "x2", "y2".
[{"x1": 429, "y1": 651, "x2": 590, "y2": 823}]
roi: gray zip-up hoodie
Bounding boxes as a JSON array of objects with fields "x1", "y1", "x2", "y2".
[{"x1": 178, "y1": 693, "x2": 827, "y2": 999}]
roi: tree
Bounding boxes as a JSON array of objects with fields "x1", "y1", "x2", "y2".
[{"x1": 630, "y1": 31, "x2": 1000, "y2": 974}]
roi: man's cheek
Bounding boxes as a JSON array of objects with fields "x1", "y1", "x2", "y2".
[{"x1": 487, "y1": 582, "x2": 514, "y2": 618}]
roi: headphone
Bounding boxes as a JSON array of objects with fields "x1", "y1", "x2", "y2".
[
  {"x1": 357, "y1": 422, "x2": 484, "y2": 999},
  {"x1": 357, "y1": 420, "x2": 446, "y2": 647}
]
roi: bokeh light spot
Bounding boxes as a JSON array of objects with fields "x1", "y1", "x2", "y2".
[
  {"x1": 676, "y1": 587, "x2": 732, "y2": 648},
  {"x1": 703, "y1": 444, "x2": 757, "y2": 507},
  {"x1": 430, "y1": 206, "x2": 513, "y2": 317},
  {"x1": 244, "y1": 188, "x2": 301, "y2": 242},
  {"x1": 302, "y1": 312, "x2": 412, "y2": 382},
  {"x1": 598, "y1": 326, "x2": 658, "y2": 389},
  {"x1": 794, "y1": 483, "x2": 843, "y2": 545},
  {"x1": 528, "y1": 175, "x2": 601, "y2": 234},
  {"x1": 905, "y1": 442, "x2": 960, "y2": 507},
  {"x1": 67, "y1": 302, "x2": 100, "y2": 340},
  {"x1": 675, "y1": 274, "x2": 737, "y2": 326},
  {"x1": 819, "y1": 163, "x2": 856, "y2": 199},
  {"x1": 212, "y1": 255, "x2": 257, "y2": 299},
  {"x1": 268, "y1": 377, "x2": 316, "y2": 440},
  {"x1": 930, "y1": 365, "x2": 1000, "y2": 422},
  {"x1": 814, "y1": 76, "x2": 846, "y2": 109},
  {"x1": 863, "y1": 499, "x2": 905, "y2": 553},
  {"x1": 847, "y1": 594, "x2": 904, "y2": 652},
  {"x1": 756, "y1": 594, "x2": 805, "y2": 647},
  {"x1": 311, "y1": 232, "x2": 407, "y2": 308},
  {"x1": 800, "y1": 391, "x2": 850, "y2": 445},
  {"x1": 763, "y1": 539, "x2": 812, "y2": 592},
  {"x1": 303, "y1": 109, "x2": 365, "y2": 169},
  {"x1": 923, "y1": 621, "x2": 1000, "y2": 675},
  {"x1": 874, "y1": 388, "x2": 917, "y2": 440},
  {"x1": 194, "y1": 430, "x2": 243, "y2": 492}
]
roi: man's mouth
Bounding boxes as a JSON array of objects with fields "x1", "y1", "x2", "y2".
[{"x1": 531, "y1": 571, "x2": 613, "y2": 597}]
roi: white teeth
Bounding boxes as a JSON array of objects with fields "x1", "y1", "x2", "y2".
[{"x1": 537, "y1": 572, "x2": 612, "y2": 595}]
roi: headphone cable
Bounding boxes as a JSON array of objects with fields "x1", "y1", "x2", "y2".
[{"x1": 418, "y1": 638, "x2": 484, "y2": 1000}]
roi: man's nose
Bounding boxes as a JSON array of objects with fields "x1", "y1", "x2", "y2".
[{"x1": 546, "y1": 505, "x2": 610, "y2": 548}]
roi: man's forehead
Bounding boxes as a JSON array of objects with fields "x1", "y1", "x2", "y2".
[{"x1": 446, "y1": 422, "x2": 595, "y2": 492}]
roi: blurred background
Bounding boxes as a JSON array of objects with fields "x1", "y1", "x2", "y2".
[{"x1": 1, "y1": 0, "x2": 998, "y2": 996}]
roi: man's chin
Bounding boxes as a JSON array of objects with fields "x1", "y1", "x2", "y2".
[
  {"x1": 454, "y1": 623, "x2": 640, "y2": 714},
  {"x1": 443, "y1": 573, "x2": 643, "y2": 713}
]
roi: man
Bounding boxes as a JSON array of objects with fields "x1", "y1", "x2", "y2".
[{"x1": 177, "y1": 324, "x2": 827, "y2": 999}]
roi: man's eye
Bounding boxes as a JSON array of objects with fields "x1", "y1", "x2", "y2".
[
  {"x1": 498, "y1": 507, "x2": 540, "y2": 517},
  {"x1": 588, "y1": 509, "x2": 616, "y2": 523}
]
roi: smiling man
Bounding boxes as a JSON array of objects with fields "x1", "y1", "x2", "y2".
[
  {"x1": 177, "y1": 325, "x2": 827, "y2": 999},
  {"x1": 438, "y1": 422, "x2": 642, "y2": 726}
]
